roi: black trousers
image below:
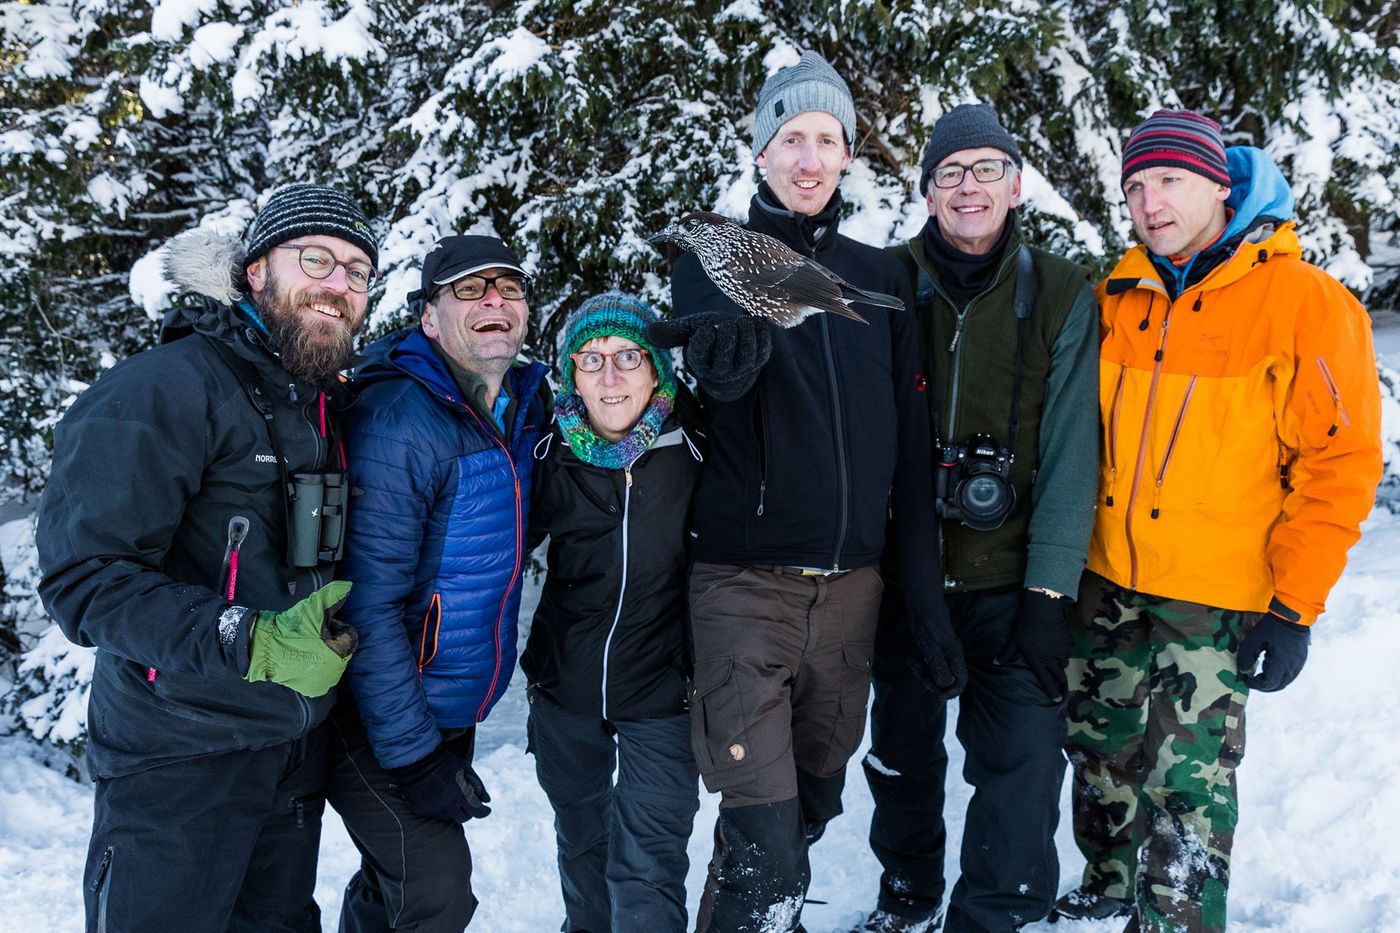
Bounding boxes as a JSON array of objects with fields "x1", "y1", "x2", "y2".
[
  {"x1": 326, "y1": 705, "x2": 478, "y2": 933},
  {"x1": 865, "y1": 584, "x2": 1068, "y2": 932},
  {"x1": 528, "y1": 691, "x2": 699, "y2": 932},
  {"x1": 84, "y1": 730, "x2": 327, "y2": 933}
]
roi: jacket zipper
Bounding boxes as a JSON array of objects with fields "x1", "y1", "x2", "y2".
[
  {"x1": 1124, "y1": 288, "x2": 1179, "y2": 589},
  {"x1": 462, "y1": 404, "x2": 525, "y2": 723},
  {"x1": 1105, "y1": 365, "x2": 1127, "y2": 506},
  {"x1": 221, "y1": 515, "x2": 251, "y2": 601},
  {"x1": 820, "y1": 313, "x2": 849, "y2": 569},
  {"x1": 1315, "y1": 356, "x2": 1351, "y2": 436},
  {"x1": 418, "y1": 593, "x2": 442, "y2": 670},
  {"x1": 1149, "y1": 376, "x2": 1197, "y2": 519},
  {"x1": 754, "y1": 390, "x2": 769, "y2": 516},
  {"x1": 931, "y1": 247, "x2": 1017, "y2": 446},
  {"x1": 600, "y1": 464, "x2": 635, "y2": 720}
]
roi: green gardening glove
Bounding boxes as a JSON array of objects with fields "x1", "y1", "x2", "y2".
[{"x1": 245, "y1": 580, "x2": 359, "y2": 698}]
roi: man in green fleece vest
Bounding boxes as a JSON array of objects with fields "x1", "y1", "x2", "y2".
[{"x1": 854, "y1": 104, "x2": 1099, "y2": 933}]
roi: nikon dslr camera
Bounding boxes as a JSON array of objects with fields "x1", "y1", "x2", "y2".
[{"x1": 935, "y1": 433, "x2": 1016, "y2": 531}]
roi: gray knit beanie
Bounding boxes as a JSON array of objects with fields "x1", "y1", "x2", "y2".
[
  {"x1": 919, "y1": 104, "x2": 1023, "y2": 195},
  {"x1": 752, "y1": 50, "x2": 857, "y2": 157},
  {"x1": 244, "y1": 183, "x2": 378, "y2": 270}
]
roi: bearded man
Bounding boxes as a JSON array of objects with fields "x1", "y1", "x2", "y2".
[{"x1": 37, "y1": 183, "x2": 377, "y2": 933}]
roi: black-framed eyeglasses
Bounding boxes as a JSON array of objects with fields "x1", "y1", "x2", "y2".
[
  {"x1": 273, "y1": 244, "x2": 376, "y2": 293},
  {"x1": 571, "y1": 348, "x2": 650, "y2": 373},
  {"x1": 931, "y1": 158, "x2": 1014, "y2": 189},
  {"x1": 436, "y1": 273, "x2": 529, "y2": 302}
]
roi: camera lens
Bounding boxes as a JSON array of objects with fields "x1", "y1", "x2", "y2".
[{"x1": 964, "y1": 475, "x2": 1005, "y2": 513}]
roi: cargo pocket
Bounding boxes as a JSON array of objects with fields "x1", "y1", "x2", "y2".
[
  {"x1": 818, "y1": 640, "x2": 875, "y2": 775},
  {"x1": 690, "y1": 656, "x2": 756, "y2": 792}
]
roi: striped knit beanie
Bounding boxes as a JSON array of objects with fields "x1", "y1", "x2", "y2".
[
  {"x1": 1121, "y1": 110, "x2": 1230, "y2": 188},
  {"x1": 560, "y1": 292, "x2": 677, "y2": 398},
  {"x1": 244, "y1": 183, "x2": 378, "y2": 270},
  {"x1": 752, "y1": 50, "x2": 857, "y2": 157}
]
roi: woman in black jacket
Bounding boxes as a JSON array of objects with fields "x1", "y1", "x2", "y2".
[{"x1": 524, "y1": 292, "x2": 703, "y2": 933}]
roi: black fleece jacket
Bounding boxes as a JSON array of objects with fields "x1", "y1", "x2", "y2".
[{"x1": 669, "y1": 185, "x2": 935, "y2": 575}]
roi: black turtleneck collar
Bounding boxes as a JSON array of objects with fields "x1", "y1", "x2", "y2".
[
  {"x1": 920, "y1": 216, "x2": 1014, "y2": 310},
  {"x1": 749, "y1": 181, "x2": 843, "y2": 256}
]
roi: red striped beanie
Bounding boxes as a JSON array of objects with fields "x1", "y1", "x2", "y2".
[{"x1": 1121, "y1": 109, "x2": 1230, "y2": 188}]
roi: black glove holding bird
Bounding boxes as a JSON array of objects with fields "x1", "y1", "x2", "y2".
[
  {"x1": 647, "y1": 210, "x2": 903, "y2": 327},
  {"x1": 1238, "y1": 611, "x2": 1311, "y2": 692},
  {"x1": 647, "y1": 312, "x2": 773, "y2": 402},
  {"x1": 244, "y1": 580, "x2": 358, "y2": 698},
  {"x1": 391, "y1": 741, "x2": 492, "y2": 823},
  {"x1": 995, "y1": 588, "x2": 1072, "y2": 702}
]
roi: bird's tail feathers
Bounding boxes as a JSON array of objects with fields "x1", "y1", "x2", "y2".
[{"x1": 848, "y1": 287, "x2": 905, "y2": 312}]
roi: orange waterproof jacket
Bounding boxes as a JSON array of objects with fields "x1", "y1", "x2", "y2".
[{"x1": 1089, "y1": 221, "x2": 1382, "y2": 624}]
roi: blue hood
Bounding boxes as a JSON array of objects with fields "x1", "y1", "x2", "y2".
[{"x1": 1221, "y1": 146, "x2": 1295, "y2": 240}]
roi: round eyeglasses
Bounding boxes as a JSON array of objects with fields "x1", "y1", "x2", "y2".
[
  {"x1": 273, "y1": 244, "x2": 376, "y2": 293},
  {"x1": 571, "y1": 348, "x2": 650, "y2": 373}
]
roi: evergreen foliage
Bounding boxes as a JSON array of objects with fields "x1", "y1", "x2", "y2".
[{"x1": 2, "y1": 0, "x2": 1397, "y2": 762}]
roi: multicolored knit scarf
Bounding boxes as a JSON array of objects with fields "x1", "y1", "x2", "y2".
[{"x1": 554, "y1": 383, "x2": 676, "y2": 470}]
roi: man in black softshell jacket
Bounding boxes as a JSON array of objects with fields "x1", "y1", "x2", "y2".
[
  {"x1": 650, "y1": 51, "x2": 960, "y2": 933},
  {"x1": 37, "y1": 185, "x2": 376, "y2": 933}
]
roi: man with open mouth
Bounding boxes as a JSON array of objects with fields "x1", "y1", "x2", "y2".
[{"x1": 326, "y1": 235, "x2": 551, "y2": 932}]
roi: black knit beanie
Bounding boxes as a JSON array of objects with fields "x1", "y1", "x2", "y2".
[
  {"x1": 919, "y1": 103, "x2": 1023, "y2": 195},
  {"x1": 243, "y1": 184, "x2": 378, "y2": 269}
]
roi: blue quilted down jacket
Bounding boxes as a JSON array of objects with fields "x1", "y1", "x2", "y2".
[{"x1": 339, "y1": 327, "x2": 549, "y2": 769}]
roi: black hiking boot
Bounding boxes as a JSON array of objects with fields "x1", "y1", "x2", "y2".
[
  {"x1": 850, "y1": 908, "x2": 943, "y2": 932},
  {"x1": 1048, "y1": 886, "x2": 1134, "y2": 922}
]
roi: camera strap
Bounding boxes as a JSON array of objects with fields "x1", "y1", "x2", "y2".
[{"x1": 1008, "y1": 245, "x2": 1036, "y2": 457}]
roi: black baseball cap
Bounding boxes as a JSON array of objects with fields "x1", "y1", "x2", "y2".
[{"x1": 409, "y1": 235, "x2": 530, "y2": 303}]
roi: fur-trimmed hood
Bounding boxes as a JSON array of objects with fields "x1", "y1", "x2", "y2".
[
  {"x1": 162, "y1": 227, "x2": 248, "y2": 305},
  {"x1": 158, "y1": 228, "x2": 259, "y2": 347}
]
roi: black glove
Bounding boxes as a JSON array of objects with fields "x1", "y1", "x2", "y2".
[
  {"x1": 995, "y1": 589, "x2": 1072, "y2": 702},
  {"x1": 648, "y1": 312, "x2": 773, "y2": 402},
  {"x1": 1237, "y1": 613, "x2": 1310, "y2": 692},
  {"x1": 908, "y1": 595, "x2": 967, "y2": 700},
  {"x1": 390, "y1": 743, "x2": 492, "y2": 822}
]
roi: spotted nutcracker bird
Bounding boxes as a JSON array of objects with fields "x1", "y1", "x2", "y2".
[{"x1": 648, "y1": 210, "x2": 904, "y2": 327}]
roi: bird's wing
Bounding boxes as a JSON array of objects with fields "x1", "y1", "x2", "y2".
[{"x1": 745, "y1": 259, "x2": 870, "y2": 327}]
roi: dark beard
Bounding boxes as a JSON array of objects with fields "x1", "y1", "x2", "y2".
[{"x1": 255, "y1": 269, "x2": 357, "y2": 391}]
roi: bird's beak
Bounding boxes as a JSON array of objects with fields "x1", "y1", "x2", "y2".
[{"x1": 646, "y1": 224, "x2": 680, "y2": 246}]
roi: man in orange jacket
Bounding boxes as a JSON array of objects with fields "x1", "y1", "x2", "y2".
[{"x1": 1053, "y1": 110, "x2": 1383, "y2": 932}]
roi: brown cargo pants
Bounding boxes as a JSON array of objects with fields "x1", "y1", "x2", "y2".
[{"x1": 688, "y1": 561, "x2": 883, "y2": 932}]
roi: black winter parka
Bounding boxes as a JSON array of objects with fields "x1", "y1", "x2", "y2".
[
  {"x1": 36, "y1": 232, "x2": 346, "y2": 779},
  {"x1": 522, "y1": 402, "x2": 703, "y2": 721}
]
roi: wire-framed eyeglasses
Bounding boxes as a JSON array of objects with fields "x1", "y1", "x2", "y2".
[{"x1": 273, "y1": 244, "x2": 376, "y2": 293}]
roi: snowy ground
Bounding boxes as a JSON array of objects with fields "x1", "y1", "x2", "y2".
[{"x1": 3, "y1": 503, "x2": 1400, "y2": 932}]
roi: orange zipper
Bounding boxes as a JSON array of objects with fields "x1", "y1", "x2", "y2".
[
  {"x1": 418, "y1": 593, "x2": 442, "y2": 670},
  {"x1": 1315, "y1": 356, "x2": 1351, "y2": 436},
  {"x1": 1106, "y1": 364, "x2": 1127, "y2": 506},
  {"x1": 1150, "y1": 376, "x2": 1197, "y2": 519},
  {"x1": 1125, "y1": 291, "x2": 1181, "y2": 589}
]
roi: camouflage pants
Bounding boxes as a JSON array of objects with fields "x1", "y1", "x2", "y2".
[{"x1": 1065, "y1": 571, "x2": 1252, "y2": 933}]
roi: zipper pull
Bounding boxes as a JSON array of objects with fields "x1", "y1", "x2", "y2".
[
  {"x1": 948, "y1": 319, "x2": 963, "y2": 353},
  {"x1": 756, "y1": 480, "x2": 766, "y2": 516},
  {"x1": 1105, "y1": 468, "x2": 1117, "y2": 507},
  {"x1": 1150, "y1": 483, "x2": 1163, "y2": 520},
  {"x1": 624, "y1": 468, "x2": 633, "y2": 488}
]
